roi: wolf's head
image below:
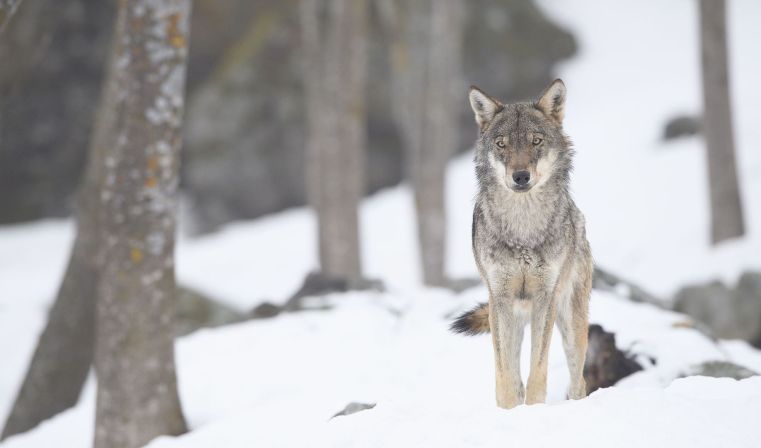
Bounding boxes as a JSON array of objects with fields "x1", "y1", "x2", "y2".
[{"x1": 469, "y1": 79, "x2": 572, "y2": 194}]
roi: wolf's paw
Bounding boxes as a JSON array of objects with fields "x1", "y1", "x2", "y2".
[
  {"x1": 566, "y1": 381, "x2": 587, "y2": 400},
  {"x1": 524, "y1": 390, "x2": 546, "y2": 405},
  {"x1": 496, "y1": 383, "x2": 524, "y2": 409}
]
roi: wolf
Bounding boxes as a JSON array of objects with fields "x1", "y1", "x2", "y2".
[{"x1": 450, "y1": 79, "x2": 593, "y2": 409}]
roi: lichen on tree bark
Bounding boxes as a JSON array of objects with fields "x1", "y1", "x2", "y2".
[{"x1": 92, "y1": 1, "x2": 191, "y2": 447}]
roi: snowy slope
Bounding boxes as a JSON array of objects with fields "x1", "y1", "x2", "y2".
[
  {"x1": 2, "y1": 0, "x2": 761, "y2": 447},
  {"x1": 2, "y1": 288, "x2": 761, "y2": 448},
  {"x1": 533, "y1": 0, "x2": 761, "y2": 297},
  {"x1": 150, "y1": 376, "x2": 761, "y2": 448}
]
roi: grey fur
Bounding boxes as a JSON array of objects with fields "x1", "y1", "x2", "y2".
[{"x1": 457, "y1": 79, "x2": 594, "y2": 408}]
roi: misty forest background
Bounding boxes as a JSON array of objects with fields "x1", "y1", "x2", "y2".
[{"x1": 0, "y1": 0, "x2": 760, "y2": 447}]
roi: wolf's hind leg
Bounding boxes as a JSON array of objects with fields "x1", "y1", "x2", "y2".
[
  {"x1": 557, "y1": 280, "x2": 590, "y2": 400},
  {"x1": 490, "y1": 299, "x2": 526, "y2": 409}
]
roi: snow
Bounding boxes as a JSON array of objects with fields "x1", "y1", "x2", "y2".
[
  {"x1": 153, "y1": 376, "x2": 761, "y2": 448},
  {"x1": 534, "y1": 0, "x2": 761, "y2": 298},
  {"x1": 2, "y1": 0, "x2": 761, "y2": 447},
  {"x1": 3, "y1": 287, "x2": 761, "y2": 448}
]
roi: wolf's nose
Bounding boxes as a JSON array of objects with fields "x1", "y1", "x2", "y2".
[{"x1": 512, "y1": 170, "x2": 531, "y2": 186}]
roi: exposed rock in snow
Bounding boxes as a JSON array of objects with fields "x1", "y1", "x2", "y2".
[
  {"x1": 683, "y1": 361, "x2": 757, "y2": 380},
  {"x1": 674, "y1": 271, "x2": 761, "y2": 344},
  {"x1": 331, "y1": 402, "x2": 376, "y2": 419},
  {"x1": 584, "y1": 324, "x2": 642, "y2": 394}
]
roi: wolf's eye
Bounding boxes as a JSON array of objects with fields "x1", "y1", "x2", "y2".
[
  {"x1": 496, "y1": 138, "x2": 506, "y2": 149},
  {"x1": 532, "y1": 137, "x2": 543, "y2": 146}
]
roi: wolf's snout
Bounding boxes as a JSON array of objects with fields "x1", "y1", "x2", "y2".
[{"x1": 512, "y1": 170, "x2": 531, "y2": 186}]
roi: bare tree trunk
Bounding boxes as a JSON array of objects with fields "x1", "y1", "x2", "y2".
[
  {"x1": 699, "y1": 0, "x2": 744, "y2": 244},
  {"x1": 92, "y1": 1, "x2": 190, "y2": 447},
  {"x1": 380, "y1": 0, "x2": 463, "y2": 286},
  {"x1": 0, "y1": 160, "x2": 99, "y2": 440},
  {"x1": 2, "y1": 0, "x2": 106, "y2": 438},
  {"x1": 0, "y1": 0, "x2": 22, "y2": 31},
  {"x1": 300, "y1": 0, "x2": 367, "y2": 285}
]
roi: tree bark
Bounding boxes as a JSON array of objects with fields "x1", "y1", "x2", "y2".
[
  {"x1": 0, "y1": 164, "x2": 99, "y2": 440},
  {"x1": 0, "y1": 0, "x2": 22, "y2": 31},
  {"x1": 380, "y1": 0, "x2": 464, "y2": 286},
  {"x1": 300, "y1": 0, "x2": 367, "y2": 285},
  {"x1": 699, "y1": 0, "x2": 744, "y2": 244},
  {"x1": 92, "y1": 1, "x2": 190, "y2": 447},
  {"x1": 1, "y1": 0, "x2": 107, "y2": 438}
]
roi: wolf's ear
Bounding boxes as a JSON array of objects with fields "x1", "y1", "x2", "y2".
[
  {"x1": 469, "y1": 86, "x2": 502, "y2": 130},
  {"x1": 535, "y1": 79, "x2": 566, "y2": 124}
]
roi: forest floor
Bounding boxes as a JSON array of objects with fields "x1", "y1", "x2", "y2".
[{"x1": 2, "y1": 0, "x2": 761, "y2": 447}]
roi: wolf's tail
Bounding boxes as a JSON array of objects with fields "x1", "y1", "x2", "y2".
[{"x1": 449, "y1": 303, "x2": 490, "y2": 335}]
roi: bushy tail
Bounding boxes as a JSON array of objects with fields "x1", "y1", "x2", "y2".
[{"x1": 449, "y1": 303, "x2": 490, "y2": 335}]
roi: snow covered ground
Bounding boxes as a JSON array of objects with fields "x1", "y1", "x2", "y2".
[
  {"x1": 2, "y1": 0, "x2": 761, "y2": 447},
  {"x1": 2, "y1": 286, "x2": 761, "y2": 448}
]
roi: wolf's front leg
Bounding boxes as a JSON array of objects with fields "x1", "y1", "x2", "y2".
[
  {"x1": 489, "y1": 298, "x2": 526, "y2": 409},
  {"x1": 525, "y1": 294, "x2": 557, "y2": 405}
]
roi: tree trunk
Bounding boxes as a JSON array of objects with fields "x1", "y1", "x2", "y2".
[
  {"x1": 381, "y1": 0, "x2": 464, "y2": 286},
  {"x1": 300, "y1": 0, "x2": 367, "y2": 285},
  {"x1": 699, "y1": 0, "x2": 744, "y2": 244},
  {"x1": 0, "y1": 172, "x2": 98, "y2": 440},
  {"x1": 92, "y1": 1, "x2": 190, "y2": 447},
  {"x1": 1, "y1": 1, "x2": 107, "y2": 438},
  {"x1": 0, "y1": 0, "x2": 22, "y2": 31}
]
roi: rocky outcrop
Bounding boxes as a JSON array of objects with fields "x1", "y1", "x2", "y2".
[
  {"x1": 674, "y1": 271, "x2": 761, "y2": 345},
  {"x1": 0, "y1": 0, "x2": 256, "y2": 223},
  {"x1": 331, "y1": 402, "x2": 376, "y2": 419},
  {"x1": 0, "y1": 0, "x2": 115, "y2": 222},
  {"x1": 181, "y1": 0, "x2": 578, "y2": 232},
  {"x1": 584, "y1": 324, "x2": 643, "y2": 394},
  {"x1": 593, "y1": 267, "x2": 668, "y2": 309},
  {"x1": 175, "y1": 286, "x2": 246, "y2": 337},
  {"x1": 1, "y1": 0, "x2": 576, "y2": 232},
  {"x1": 683, "y1": 361, "x2": 758, "y2": 380},
  {"x1": 662, "y1": 114, "x2": 701, "y2": 141}
]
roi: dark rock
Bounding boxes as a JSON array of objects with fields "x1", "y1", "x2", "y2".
[
  {"x1": 0, "y1": 0, "x2": 115, "y2": 223},
  {"x1": 331, "y1": 402, "x2": 376, "y2": 419},
  {"x1": 662, "y1": 115, "x2": 701, "y2": 141},
  {"x1": 173, "y1": 0, "x2": 579, "y2": 232},
  {"x1": 682, "y1": 361, "x2": 757, "y2": 380},
  {"x1": 1, "y1": 0, "x2": 577, "y2": 230},
  {"x1": 241, "y1": 271, "x2": 386, "y2": 322},
  {"x1": 283, "y1": 271, "x2": 385, "y2": 312},
  {"x1": 244, "y1": 272, "x2": 386, "y2": 321},
  {"x1": 285, "y1": 272, "x2": 350, "y2": 309},
  {"x1": 250, "y1": 302, "x2": 282, "y2": 320},
  {"x1": 753, "y1": 334, "x2": 761, "y2": 350},
  {"x1": 674, "y1": 281, "x2": 735, "y2": 336},
  {"x1": 0, "y1": 0, "x2": 258, "y2": 224},
  {"x1": 735, "y1": 272, "x2": 761, "y2": 345},
  {"x1": 593, "y1": 266, "x2": 667, "y2": 309},
  {"x1": 463, "y1": 0, "x2": 577, "y2": 106},
  {"x1": 584, "y1": 324, "x2": 643, "y2": 394},
  {"x1": 673, "y1": 272, "x2": 761, "y2": 342},
  {"x1": 175, "y1": 286, "x2": 246, "y2": 337}
]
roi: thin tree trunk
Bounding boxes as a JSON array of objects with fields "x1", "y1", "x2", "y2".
[
  {"x1": 300, "y1": 0, "x2": 367, "y2": 285},
  {"x1": 381, "y1": 0, "x2": 463, "y2": 286},
  {"x1": 0, "y1": 170, "x2": 99, "y2": 440},
  {"x1": 0, "y1": 0, "x2": 22, "y2": 31},
  {"x1": 699, "y1": 0, "x2": 744, "y2": 244},
  {"x1": 92, "y1": 1, "x2": 190, "y2": 447},
  {"x1": 1, "y1": 1, "x2": 107, "y2": 437}
]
